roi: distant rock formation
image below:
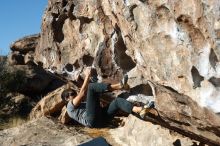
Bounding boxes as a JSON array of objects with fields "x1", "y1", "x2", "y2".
[
  {"x1": 10, "y1": 34, "x2": 40, "y2": 54},
  {"x1": 9, "y1": 34, "x2": 40, "y2": 65}
]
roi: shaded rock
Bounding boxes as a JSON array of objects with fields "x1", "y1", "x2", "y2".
[
  {"x1": 0, "y1": 93, "x2": 32, "y2": 131},
  {"x1": 0, "y1": 117, "x2": 92, "y2": 146},
  {"x1": 24, "y1": 51, "x2": 35, "y2": 65},
  {"x1": 10, "y1": 94, "x2": 32, "y2": 114},
  {"x1": 6, "y1": 65, "x2": 52, "y2": 95},
  {"x1": 10, "y1": 34, "x2": 40, "y2": 54},
  {"x1": 5, "y1": 64, "x2": 65, "y2": 96},
  {"x1": 0, "y1": 93, "x2": 32, "y2": 115},
  {"x1": 1, "y1": 55, "x2": 65, "y2": 100},
  {"x1": 7, "y1": 51, "x2": 25, "y2": 65},
  {"x1": 58, "y1": 106, "x2": 72, "y2": 124}
]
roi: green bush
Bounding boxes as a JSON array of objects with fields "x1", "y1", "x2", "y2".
[{"x1": 0, "y1": 65, "x2": 27, "y2": 98}]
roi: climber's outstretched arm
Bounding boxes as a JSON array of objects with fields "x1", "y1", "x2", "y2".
[{"x1": 72, "y1": 68, "x2": 91, "y2": 107}]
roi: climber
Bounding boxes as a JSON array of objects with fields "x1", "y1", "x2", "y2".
[{"x1": 61, "y1": 67, "x2": 154, "y2": 128}]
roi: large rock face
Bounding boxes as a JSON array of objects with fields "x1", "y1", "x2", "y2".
[
  {"x1": 35, "y1": 0, "x2": 220, "y2": 113},
  {"x1": 110, "y1": 115, "x2": 199, "y2": 146}
]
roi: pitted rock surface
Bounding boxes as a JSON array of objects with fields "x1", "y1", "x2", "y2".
[{"x1": 34, "y1": 0, "x2": 220, "y2": 113}]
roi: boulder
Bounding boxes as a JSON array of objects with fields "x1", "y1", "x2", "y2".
[
  {"x1": 0, "y1": 117, "x2": 92, "y2": 146},
  {"x1": 152, "y1": 83, "x2": 220, "y2": 145},
  {"x1": 110, "y1": 115, "x2": 200, "y2": 146},
  {"x1": 112, "y1": 75, "x2": 220, "y2": 145},
  {"x1": 30, "y1": 82, "x2": 81, "y2": 120},
  {"x1": 58, "y1": 106, "x2": 72, "y2": 124},
  {"x1": 30, "y1": 86, "x2": 66, "y2": 119},
  {"x1": 10, "y1": 34, "x2": 40, "y2": 54},
  {"x1": 104, "y1": 70, "x2": 220, "y2": 145}
]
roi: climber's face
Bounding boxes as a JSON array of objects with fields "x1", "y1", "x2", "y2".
[
  {"x1": 66, "y1": 92, "x2": 76, "y2": 101},
  {"x1": 61, "y1": 89, "x2": 77, "y2": 102}
]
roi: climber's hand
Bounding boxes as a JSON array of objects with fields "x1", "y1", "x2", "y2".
[{"x1": 84, "y1": 67, "x2": 92, "y2": 77}]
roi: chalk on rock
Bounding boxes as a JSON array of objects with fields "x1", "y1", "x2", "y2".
[{"x1": 127, "y1": 94, "x2": 155, "y2": 105}]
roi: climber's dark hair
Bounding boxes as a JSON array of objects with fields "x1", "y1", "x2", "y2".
[{"x1": 61, "y1": 88, "x2": 77, "y2": 102}]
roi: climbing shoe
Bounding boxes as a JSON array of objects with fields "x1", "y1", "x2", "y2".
[
  {"x1": 90, "y1": 68, "x2": 98, "y2": 83},
  {"x1": 90, "y1": 76, "x2": 98, "y2": 83},
  {"x1": 139, "y1": 101, "x2": 155, "y2": 119},
  {"x1": 120, "y1": 74, "x2": 130, "y2": 90}
]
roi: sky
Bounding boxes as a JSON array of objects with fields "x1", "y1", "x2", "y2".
[{"x1": 0, "y1": 0, "x2": 48, "y2": 55}]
